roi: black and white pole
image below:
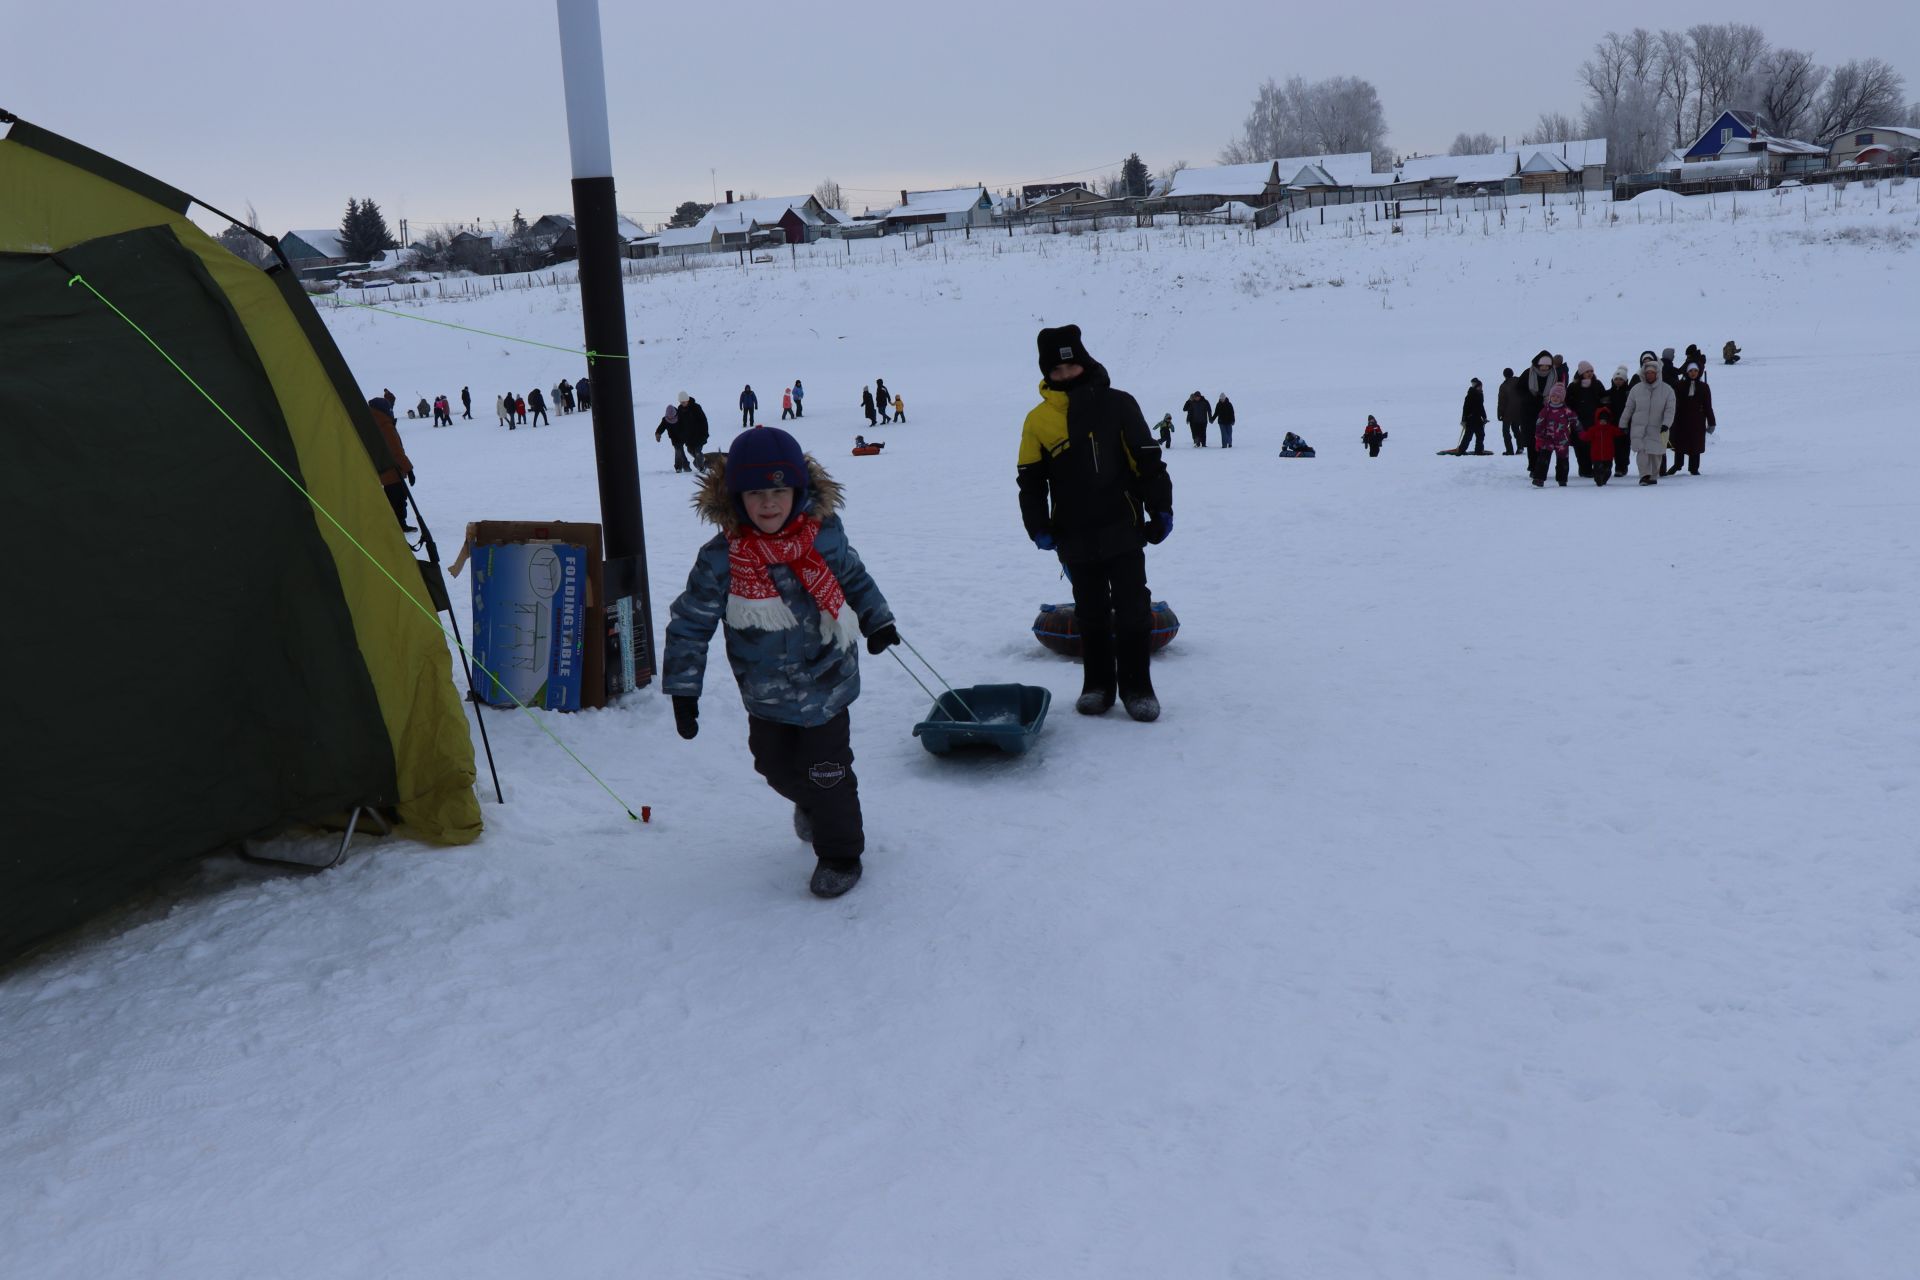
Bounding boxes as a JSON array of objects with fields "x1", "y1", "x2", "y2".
[{"x1": 556, "y1": 0, "x2": 655, "y2": 689}]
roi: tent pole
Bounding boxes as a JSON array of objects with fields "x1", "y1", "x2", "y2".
[{"x1": 411, "y1": 497, "x2": 505, "y2": 805}]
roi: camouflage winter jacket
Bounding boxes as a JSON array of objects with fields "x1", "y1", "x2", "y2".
[{"x1": 663, "y1": 458, "x2": 893, "y2": 727}]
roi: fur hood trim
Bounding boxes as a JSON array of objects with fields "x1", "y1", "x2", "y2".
[{"x1": 693, "y1": 454, "x2": 843, "y2": 533}]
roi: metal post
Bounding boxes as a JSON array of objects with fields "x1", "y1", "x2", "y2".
[{"x1": 556, "y1": 0, "x2": 656, "y2": 689}]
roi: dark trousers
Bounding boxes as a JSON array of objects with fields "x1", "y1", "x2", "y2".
[
  {"x1": 1530, "y1": 447, "x2": 1569, "y2": 485},
  {"x1": 461, "y1": 401, "x2": 471, "y2": 418},
  {"x1": 748, "y1": 711, "x2": 863, "y2": 859},
  {"x1": 531, "y1": 408, "x2": 548, "y2": 426},
  {"x1": 1669, "y1": 450, "x2": 1700, "y2": 474},
  {"x1": 1189, "y1": 425, "x2": 1206, "y2": 446},
  {"x1": 742, "y1": 408, "x2": 754, "y2": 427},
  {"x1": 1614, "y1": 446, "x2": 1630, "y2": 477},
  {"x1": 794, "y1": 400, "x2": 803, "y2": 417},
  {"x1": 1068, "y1": 549, "x2": 1152, "y2": 696},
  {"x1": 1455, "y1": 423, "x2": 1485, "y2": 452},
  {"x1": 781, "y1": 406, "x2": 794, "y2": 419},
  {"x1": 1366, "y1": 441, "x2": 1382, "y2": 457},
  {"x1": 384, "y1": 481, "x2": 411, "y2": 529},
  {"x1": 670, "y1": 442, "x2": 691, "y2": 472},
  {"x1": 1220, "y1": 423, "x2": 1233, "y2": 447},
  {"x1": 1156, "y1": 428, "x2": 1173, "y2": 447},
  {"x1": 1571, "y1": 435, "x2": 1593, "y2": 476},
  {"x1": 1592, "y1": 461, "x2": 1612, "y2": 486},
  {"x1": 1501, "y1": 421, "x2": 1523, "y2": 453}
]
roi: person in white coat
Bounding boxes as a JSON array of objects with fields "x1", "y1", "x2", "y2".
[{"x1": 1618, "y1": 354, "x2": 1677, "y2": 486}]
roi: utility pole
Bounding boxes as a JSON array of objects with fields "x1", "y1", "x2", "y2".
[{"x1": 555, "y1": 0, "x2": 655, "y2": 690}]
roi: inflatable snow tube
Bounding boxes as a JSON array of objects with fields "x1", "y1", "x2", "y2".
[{"x1": 1033, "y1": 601, "x2": 1179, "y2": 658}]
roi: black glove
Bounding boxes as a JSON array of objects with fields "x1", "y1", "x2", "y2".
[
  {"x1": 672, "y1": 695, "x2": 698, "y2": 740},
  {"x1": 406, "y1": 471, "x2": 416, "y2": 486},
  {"x1": 866, "y1": 623, "x2": 900, "y2": 656}
]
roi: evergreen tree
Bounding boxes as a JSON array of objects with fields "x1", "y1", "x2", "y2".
[
  {"x1": 1121, "y1": 153, "x2": 1149, "y2": 198},
  {"x1": 339, "y1": 196, "x2": 399, "y2": 261},
  {"x1": 357, "y1": 197, "x2": 398, "y2": 256},
  {"x1": 510, "y1": 208, "x2": 530, "y2": 240},
  {"x1": 667, "y1": 200, "x2": 712, "y2": 228}
]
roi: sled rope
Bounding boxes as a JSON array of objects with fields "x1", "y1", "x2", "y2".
[
  {"x1": 68, "y1": 273, "x2": 647, "y2": 824},
  {"x1": 330, "y1": 300, "x2": 629, "y2": 363}
]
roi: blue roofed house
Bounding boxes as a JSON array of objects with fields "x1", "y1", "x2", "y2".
[{"x1": 1680, "y1": 110, "x2": 1826, "y2": 181}]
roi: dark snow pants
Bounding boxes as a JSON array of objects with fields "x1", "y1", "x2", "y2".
[
  {"x1": 1530, "y1": 447, "x2": 1569, "y2": 485},
  {"x1": 748, "y1": 711, "x2": 864, "y2": 859},
  {"x1": 1067, "y1": 549, "x2": 1152, "y2": 696},
  {"x1": 1501, "y1": 421, "x2": 1522, "y2": 453},
  {"x1": 1220, "y1": 423, "x2": 1234, "y2": 447},
  {"x1": 1366, "y1": 441, "x2": 1382, "y2": 457},
  {"x1": 1571, "y1": 435, "x2": 1593, "y2": 476}
]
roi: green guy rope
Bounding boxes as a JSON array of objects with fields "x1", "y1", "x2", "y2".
[
  {"x1": 68, "y1": 273, "x2": 646, "y2": 824},
  {"x1": 330, "y1": 299, "x2": 629, "y2": 362}
]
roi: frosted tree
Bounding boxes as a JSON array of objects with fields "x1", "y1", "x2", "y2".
[{"x1": 1448, "y1": 132, "x2": 1499, "y2": 156}]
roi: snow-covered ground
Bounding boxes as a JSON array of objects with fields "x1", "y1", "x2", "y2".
[{"x1": 6, "y1": 187, "x2": 1920, "y2": 1279}]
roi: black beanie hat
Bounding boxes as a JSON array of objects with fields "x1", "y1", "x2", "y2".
[{"x1": 1037, "y1": 324, "x2": 1091, "y2": 374}]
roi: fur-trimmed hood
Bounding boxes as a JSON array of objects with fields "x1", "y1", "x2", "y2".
[{"x1": 693, "y1": 454, "x2": 844, "y2": 535}]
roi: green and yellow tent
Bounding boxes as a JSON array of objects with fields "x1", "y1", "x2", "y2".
[{"x1": 0, "y1": 112, "x2": 481, "y2": 961}]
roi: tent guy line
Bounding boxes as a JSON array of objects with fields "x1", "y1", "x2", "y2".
[
  {"x1": 331, "y1": 299, "x2": 632, "y2": 361},
  {"x1": 66, "y1": 270, "x2": 649, "y2": 826}
]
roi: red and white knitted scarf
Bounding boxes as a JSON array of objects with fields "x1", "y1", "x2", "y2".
[{"x1": 726, "y1": 514, "x2": 859, "y2": 648}]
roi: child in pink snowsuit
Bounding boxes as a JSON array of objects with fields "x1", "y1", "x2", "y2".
[{"x1": 1530, "y1": 382, "x2": 1577, "y2": 487}]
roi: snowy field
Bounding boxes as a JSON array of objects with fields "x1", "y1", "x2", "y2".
[{"x1": 6, "y1": 187, "x2": 1920, "y2": 1279}]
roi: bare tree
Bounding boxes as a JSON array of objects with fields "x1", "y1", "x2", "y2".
[
  {"x1": 408, "y1": 228, "x2": 457, "y2": 272},
  {"x1": 1222, "y1": 75, "x2": 1389, "y2": 168},
  {"x1": 215, "y1": 201, "x2": 275, "y2": 267},
  {"x1": 1580, "y1": 28, "x2": 1666, "y2": 173},
  {"x1": 1813, "y1": 58, "x2": 1907, "y2": 138},
  {"x1": 814, "y1": 178, "x2": 844, "y2": 210},
  {"x1": 1655, "y1": 28, "x2": 1696, "y2": 147},
  {"x1": 1523, "y1": 111, "x2": 1580, "y2": 144},
  {"x1": 1687, "y1": 24, "x2": 1768, "y2": 129},
  {"x1": 1743, "y1": 48, "x2": 1826, "y2": 139},
  {"x1": 1449, "y1": 132, "x2": 1500, "y2": 156},
  {"x1": 1154, "y1": 159, "x2": 1190, "y2": 192}
]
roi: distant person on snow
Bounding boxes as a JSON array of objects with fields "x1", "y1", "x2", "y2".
[
  {"x1": 891, "y1": 393, "x2": 906, "y2": 423},
  {"x1": 676, "y1": 392, "x2": 712, "y2": 471},
  {"x1": 575, "y1": 375, "x2": 592, "y2": 411},
  {"x1": 1667, "y1": 361, "x2": 1715, "y2": 476},
  {"x1": 1182, "y1": 391, "x2": 1211, "y2": 446},
  {"x1": 460, "y1": 386, "x2": 472, "y2": 419},
  {"x1": 1620, "y1": 354, "x2": 1676, "y2": 485},
  {"x1": 367, "y1": 390, "x2": 416, "y2": 532},
  {"x1": 415, "y1": 396, "x2": 431, "y2": 421},
  {"x1": 1564, "y1": 362, "x2": 1604, "y2": 476},
  {"x1": 861, "y1": 386, "x2": 877, "y2": 427},
  {"x1": 1496, "y1": 368, "x2": 1522, "y2": 455},
  {"x1": 1363, "y1": 416, "x2": 1387, "y2": 457},
  {"x1": 1153, "y1": 413, "x2": 1175, "y2": 448},
  {"x1": 559, "y1": 379, "x2": 575, "y2": 414},
  {"x1": 655, "y1": 404, "x2": 695, "y2": 473},
  {"x1": 739, "y1": 384, "x2": 759, "y2": 429},
  {"x1": 433, "y1": 395, "x2": 452, "y2": 427},
  {"x1": 496, "y1": 393, "x2": 511, "y2": 429},
  {"x1": 1213, "y1": 393, "x2": 1236, "y2": 448},
  {"x1": 1530, "y1": 382, "x2": 1577, "y2": 487},
  {"x1": 1606, "y1": 366, "x2": 1633, "y2": 477},
  {"x1": 1019, "y1": 324, "x2": 1173, "y2": 723},
  {"x1": 515, "y1": 394, "x2": 527, "y2": 425},
  {"x1": 527, "y1": 387, "x2": 549, "y2": 427},
  {"x1": 663, "y1": 426, "x2": 898, "y2": 900},
  {"x1": 1444, "y1": 378, "x2": 1488, "y2": 454},
  {"x1": 781, "y1": 387, "x2": 795, "y2": 420},
  {"x1": 1581, "y1": 404, "x2": 1622, "y2": 486},
  {"x1": 1722, "y1": 340, "x2": 1741, "y2": 365},
  {"x1": 874, "y1": 379, "x2": 892, "y2": 424},
  {"x1": 791, "y1": 378, "x2": 804, "y2": 418}
]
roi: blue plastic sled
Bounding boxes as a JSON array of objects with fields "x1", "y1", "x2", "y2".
[{"x1": 913, "y1": 683, "x2": 1053, "y2": 756}]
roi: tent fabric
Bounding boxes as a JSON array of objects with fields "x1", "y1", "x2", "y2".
[{"x1": 0, "y1": 119, "x2": 480, "y2": 960}]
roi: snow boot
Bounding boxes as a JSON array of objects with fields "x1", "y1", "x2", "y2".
[
  {"x1": 1639, "y1": 475, "x2": 1655, "y2": 486},
  {"x1": 1077, "y1": 624, "x2": 1117, "y2": 716},
  {"x1": 793, "y1": 805, "x2": 813, "y2": 844},
  {"x1": 1116, "y1": 630, "x2": 1159, "y2": 723},
  {"x1": 810, "y1": 856, "x2": 862, "y2": 899}
]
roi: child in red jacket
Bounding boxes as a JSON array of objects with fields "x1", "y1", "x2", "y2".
[
  {"x1": 1362, "y1": 416, "x2": 1387, "y2": 458},
  {"x1": 1580, "y1": 404, "x2": 1622, "y2": 487}
]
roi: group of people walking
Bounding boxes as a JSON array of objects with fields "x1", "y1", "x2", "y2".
[
  {"x1": 654, "y1": 393, "x2": 714, "y2": 472},
  {"x1": 1465, "y1": 344, "x2": 1719, "y2": 487},
  {"x1": 1169, "y1": 392, "x2": 1236, "y2": 448},
  {"x1": 477, "y1": 375, "x2": 591, "y2": 430},
  {"x1": 861, "y1": 379, "x2": 904, "y2": 427}
]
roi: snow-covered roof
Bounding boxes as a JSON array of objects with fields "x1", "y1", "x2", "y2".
[
  {"x1": 885, "y1": 186, "x2": 989, "y2": 218},
  {"x1": 1395, "y1": 151, "x2": 1519, "y2": 185},
  {"x1": 1208, "y1": 201, "x2": 1260, "y2": 222},
  {"x1": 1755, "y1": 137, "x2": 1827, "y2": 157},
  {"x1": 1842, "y1": 124, "x2": 1920, "y2": 147},
  {"x1": 1166, "y1": 162, "x2": 1276, "y2": 199},
  {"x1": 1269, "y1": 152, "x2": 1376, "y2": 184},
  {"x1": 1519, "y1": 151, "x2": 1575, "y2": 175},
  {"x1": 1286, "y1": 163, "x2": 1340, "y2": 188},
  {"x1": 285, "y1": 228, "x2": 348, "y2": 259},
  {"x1": 1519, "y1": 138, "x2": 1608, "y2": 169},
  {"x1": 657, "y1": 224, "x2": 719, "y2": 248},
  {"x1": 694, "y1": 195, "x2": 825, "y2": 234}
]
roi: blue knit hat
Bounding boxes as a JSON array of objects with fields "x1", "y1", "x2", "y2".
[{"x1": 726, "y1": 427, "x2": 808, "y2": 521}]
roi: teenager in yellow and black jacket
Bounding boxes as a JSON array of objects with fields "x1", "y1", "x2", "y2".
[{"x1": 1018, "y1": 324, "x2": 1173, "y2": 723}]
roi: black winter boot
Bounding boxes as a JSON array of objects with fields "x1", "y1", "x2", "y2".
[
  {"x1": 1116, "y1": 630, "x2": 1160, "y2": 722},
  {"x1": 793, "y1": 805, "x2": 813, "y2": 844},
  {"x1": 810, "y1": 856, "x2": 862, "y2": 898},
  {"x1": 1077, "y1": 626, "x2": 1117, "y2": 716}
]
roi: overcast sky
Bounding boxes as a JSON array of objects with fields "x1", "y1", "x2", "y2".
[{"x1": 9, "y1": 0, "x2": 1916, "y2": 237}]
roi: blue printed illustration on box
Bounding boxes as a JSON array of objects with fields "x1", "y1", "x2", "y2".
[{"x1": 472, "y1": 542, "x2": 587, "y2": 710}]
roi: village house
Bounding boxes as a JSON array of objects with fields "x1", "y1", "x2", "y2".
[
  {"x1": 1826, "y1": 125, "x2": 1920, "y2": 169},
  {"x1": 883, "y1": 186, "x2": 993, "y2": 231},
  {"x1": 279, "y1": 229, "x2": 351, "y2": 275},
  {"x1": 1675, "y1": 110, "x2": 1826, "y2": 180}
]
